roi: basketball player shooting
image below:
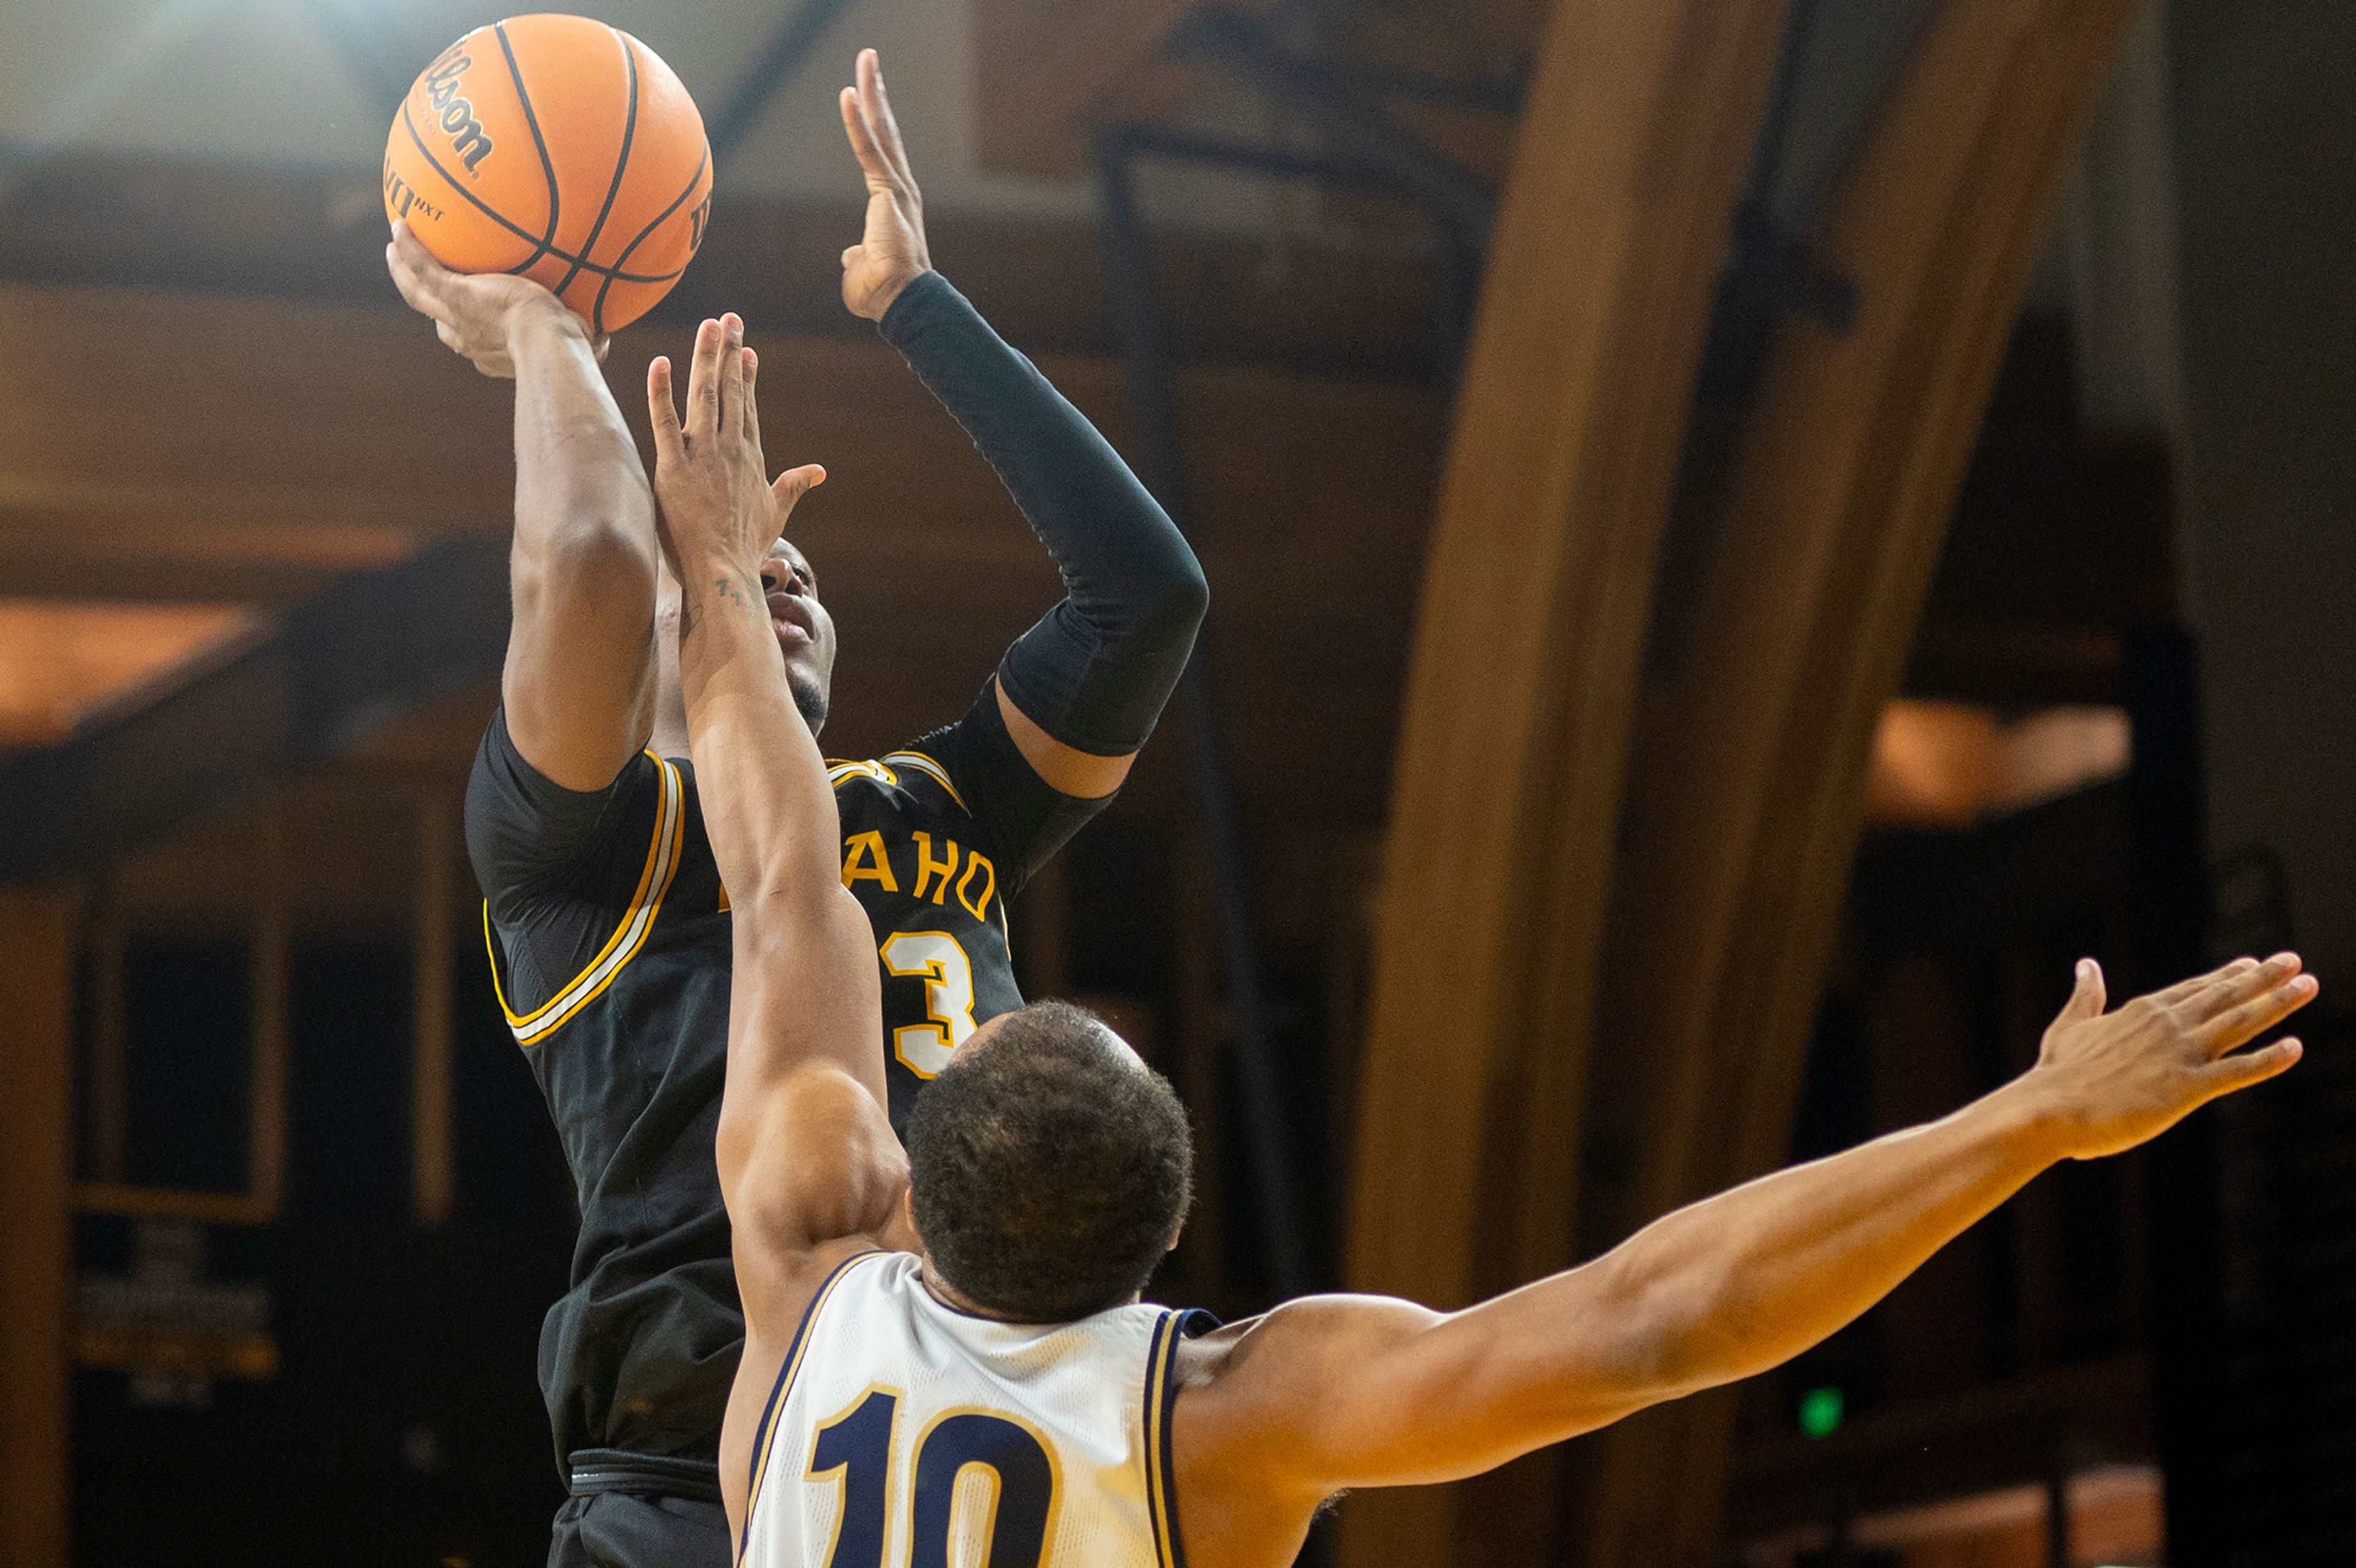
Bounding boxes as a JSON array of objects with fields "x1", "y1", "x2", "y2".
[
  {"x1": 386, "y1": 48, "x2": 1205, "y2": 1568},
  {"x1": 655, "y1": 330, "x2": 2318, "y2": 1564}
]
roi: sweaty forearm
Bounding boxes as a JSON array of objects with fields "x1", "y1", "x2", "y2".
[
  {"x1": 880, "y1": 272, "x2": 1206, "y2": 755},
  {"x1": 674, "y1": 561, "x2": 840, "y2": 913},
  {"x1": 677, "y1": 555, "x2": 891, "y2": 1179},
  {"x1": 1336, "y1": 1085, "x2": 2072, "y2": 1484},
  {"x1": 500, "y1": 304, "x2": 660, "y2": 787},
  {"x1": 510, "y1": 304, "x2": 656, "y2": 563},
  {"x1": 1588, "y1": 1084, "x2": 2063, "y2": 1397}
]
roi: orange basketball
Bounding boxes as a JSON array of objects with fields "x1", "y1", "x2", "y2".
[{"x1": 384, "y1": 14, "x2": 712, "y2": 334}]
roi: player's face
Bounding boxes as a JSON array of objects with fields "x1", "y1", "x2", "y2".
[{"x1": 761, "y1": 537, "x2": 837, "y2": 725}]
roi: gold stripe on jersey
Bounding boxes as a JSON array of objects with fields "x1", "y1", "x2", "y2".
[
  {"x1": 882, "y1": 750, "x2": 968, "y2": 813},
  {"x1": 826, "y1": 758, "x2": 898, "y2": 788},
  {"x1": 1144, "y1": 1312, "x2": 1185, "y2": 1568},
  {"x1": 488, "y1": 753, "x2": 687, "y2": 1048},
  {"x1": 824, "y1": 750, "x2": 968, "y2": 814},
  {"x1": 742, "y1": 1251, "x2": 882, "y2": 1565}
]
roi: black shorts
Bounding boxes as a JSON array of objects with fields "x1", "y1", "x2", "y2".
[{"x1": 550, "y1": 1491, "x2": 730, "y2": 1568}]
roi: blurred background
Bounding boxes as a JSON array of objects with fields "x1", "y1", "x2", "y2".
[{"x1": 0, "y1": 0, "x2": 2350, "y2": 1564}]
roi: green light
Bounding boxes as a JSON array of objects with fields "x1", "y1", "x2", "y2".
[{"x1": 1798, "y1": 1385, "x2": 1844, "y2": 1439}]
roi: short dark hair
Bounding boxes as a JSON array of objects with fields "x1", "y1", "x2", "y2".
[{"x1": 904, "y1": 1002, "x2": 1193, "y2": 1321}]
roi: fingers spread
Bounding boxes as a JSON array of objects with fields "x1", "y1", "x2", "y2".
[
  {"x1": 718, "y1": 314, "x2": 746, "y2": 438},
  {"x1": 841, "y1": 83, "x2": 891, "y2": 185},
  {"x1": 2054, "y1": 958, "x2": 2108, "y2": 1025},
  {"x1": 861, "y1": 50, "x2": 916, "y2": 187},
  {"x1": 385, "y1": 244, "x2": 444, "y2": 322},
  {"x1": 686, "y1": 317, "x2": 725, "y2": 439},
  {"x1": 2182, "y1": 952, "x2": 2303, "y2": 1026},
  {"x1": 772, "y1": 463, "x2": 826, "y2": 512},
  {"x1": 2204, "y1": 1037, "x2": 2304, "y2": 1097},
  {"x1": 389, "y1": 221, "x2": 444, "y2": 280},
  {"x1": 387, "y1": 224, "x2": 456, "y2": 307},
  {"x1": 739, "y1": 345, "x2": 761, "y2": 451},
  {"x1": 2199, "y1": 973, "x2": 2319, "y2": 1055},
  {"x1": 647, "y1": 355, "x2": 684, "y2": 462},
  {"x1": 2149, "y1": 956, "x2": 2261, "y2": 1010}
]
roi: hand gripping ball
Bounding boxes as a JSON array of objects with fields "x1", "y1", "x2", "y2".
[{"x1": 384, "y1": 14, "x2": 712, "y2": 332}]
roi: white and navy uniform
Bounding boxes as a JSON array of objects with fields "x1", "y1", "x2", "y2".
[{"x1": 741, "y1": 1252, "x2": 1207, "y2": 1568}]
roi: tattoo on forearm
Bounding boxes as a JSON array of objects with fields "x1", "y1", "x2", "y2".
[{"x1": 714, "y1": 575, "x2": 750, "y2": 610}]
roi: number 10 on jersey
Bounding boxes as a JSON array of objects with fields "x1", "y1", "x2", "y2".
[{"x1": 807, "y1": 1387, "x2": 1059, "y2": 1567}]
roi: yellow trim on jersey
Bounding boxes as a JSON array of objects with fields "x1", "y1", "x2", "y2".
[
  {"x1": 1145, "y1": 1314, "x2": 1184, "y2": 1568},
  {"x1": 743, "y1": 1252, "x2": 882, "y2": 1562},
  {"x1": 825, "y1": 750, "x2": 968, "y2": 814},
  {"x1": 827, "y1": 758, "x2": 899, "y2": 788},
  {"x1": 883, "y1": 750, "x2": 968, "y2": 813},
  {"x1": 487, "y1": 753, "x2": 686, "y2": 1048}
]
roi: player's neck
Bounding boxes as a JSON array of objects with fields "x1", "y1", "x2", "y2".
[
  {"x1": 915, "y1": 1261, "x2": 1147, "y2": 1323},
  {"x1": 916, "y1": 1261, "x2": 1025, "y2": 1323}
]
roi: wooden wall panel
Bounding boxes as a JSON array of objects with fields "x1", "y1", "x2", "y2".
[
  {"x1": 1565, "y1": 0, "x2": 2147, "y2": 1562},
  {"x1": 968, "y1": 0, "x2": 1280, "y2": 175},
  {"x1": 0, "y1": 286, "x2": 512, "y2": 542},
  {"x1": 0, "y1": 885, "x2": 77, "y2": 1568},
  {"x1": 0, "y1": 283, "x2": 1445, "y2": 829},
  {"x1": 1337, "y1": 0, "x2": 1795, "y2": 1560}
]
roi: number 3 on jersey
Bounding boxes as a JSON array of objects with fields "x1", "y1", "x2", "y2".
[
  {"x1": 879, "y1": 932, "x2": 976, "y2": 1077},
  {"x1": 807, "y1": 1388, "x2": 1058, "y2": 1567}
]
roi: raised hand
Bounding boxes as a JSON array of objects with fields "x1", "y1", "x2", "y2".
[
  {"x1": 385, "y1": 222, "x2": 605, "y2": 376},
  {"x1": 2022, "y1": 954, "x2": 2314, "y2": 1159},
  {"x1": 837, "y1": 47, "x2": 931, "y2": 321},
  {"x1": 646, "y1": 314, "x2": 825, "y2": 585}
]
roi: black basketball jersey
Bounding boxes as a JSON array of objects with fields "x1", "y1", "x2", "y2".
[{"x1": 465, "y1": 682, "x2": 1104, "y2": 1481}]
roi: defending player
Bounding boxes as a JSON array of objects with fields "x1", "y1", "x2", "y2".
[
  {"x1": 385, "y1": 50, "x2": 1204, "y2": 1568},
  {"x1": 655, "y1": 323, "x2": 2319, "y2": 1564}
]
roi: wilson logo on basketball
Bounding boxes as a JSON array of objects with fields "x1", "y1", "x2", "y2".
[
  {"x1": 422, "y1": 50, "x2": 495, "y2": 175},
  {"x1": 382, "y1": 158, "x2": 442, "y2": 224}
]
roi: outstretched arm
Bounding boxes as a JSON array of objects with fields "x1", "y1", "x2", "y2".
[
  {"x1": 645, "y1": 315, "x2": 907, "y2": 1313},
  {"x1": 1183, "y1": 955, "x2": 2314, "y2": 1502},
  {"x1": 388, "y1": 224, "x2": 659, "y2": 791},
  {"x1": 839, "y1": 49, "x2": 1207, "y2": 800}
]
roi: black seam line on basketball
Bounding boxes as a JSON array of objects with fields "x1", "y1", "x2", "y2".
[
  {"x1": 550, "y1": 27, "x2": 639, "y2": 304},
  {"x1": 398, "y1": 103, "x2": 687, "y2": 283},
  {"x1": 591, "y1": 144, "x2": 707, "y2": 335},
  {"x1": 493, "y1": 21, "x2": 561, "y2": 272}
]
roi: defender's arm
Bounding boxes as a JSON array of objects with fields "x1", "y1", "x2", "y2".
[
  {"x1": 840, "y1": 50, "x2": 1207, "y2": 800},
  {"x1": 1182, "y1": 956, "x2": 2312, "y2": 1501},
  {"x1": 388, "y1": 224, "x2": 660, "y2": 791},
  {"x1": 649, "y1": 317, "x2": 909, "y2": 1310}
]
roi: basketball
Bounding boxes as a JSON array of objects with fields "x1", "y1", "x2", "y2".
[{"x1": 383, "y1": 14, "x2": 712, "y2": 334}]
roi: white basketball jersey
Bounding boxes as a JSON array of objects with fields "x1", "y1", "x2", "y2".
[{"x1": 741, "y1": 1251, "x2": 1196, "y2": 1568}]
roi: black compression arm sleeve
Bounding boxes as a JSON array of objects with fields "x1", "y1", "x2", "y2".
[{"x1": 879, "y1": 271, "x2": 1207, "y2": 759}]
